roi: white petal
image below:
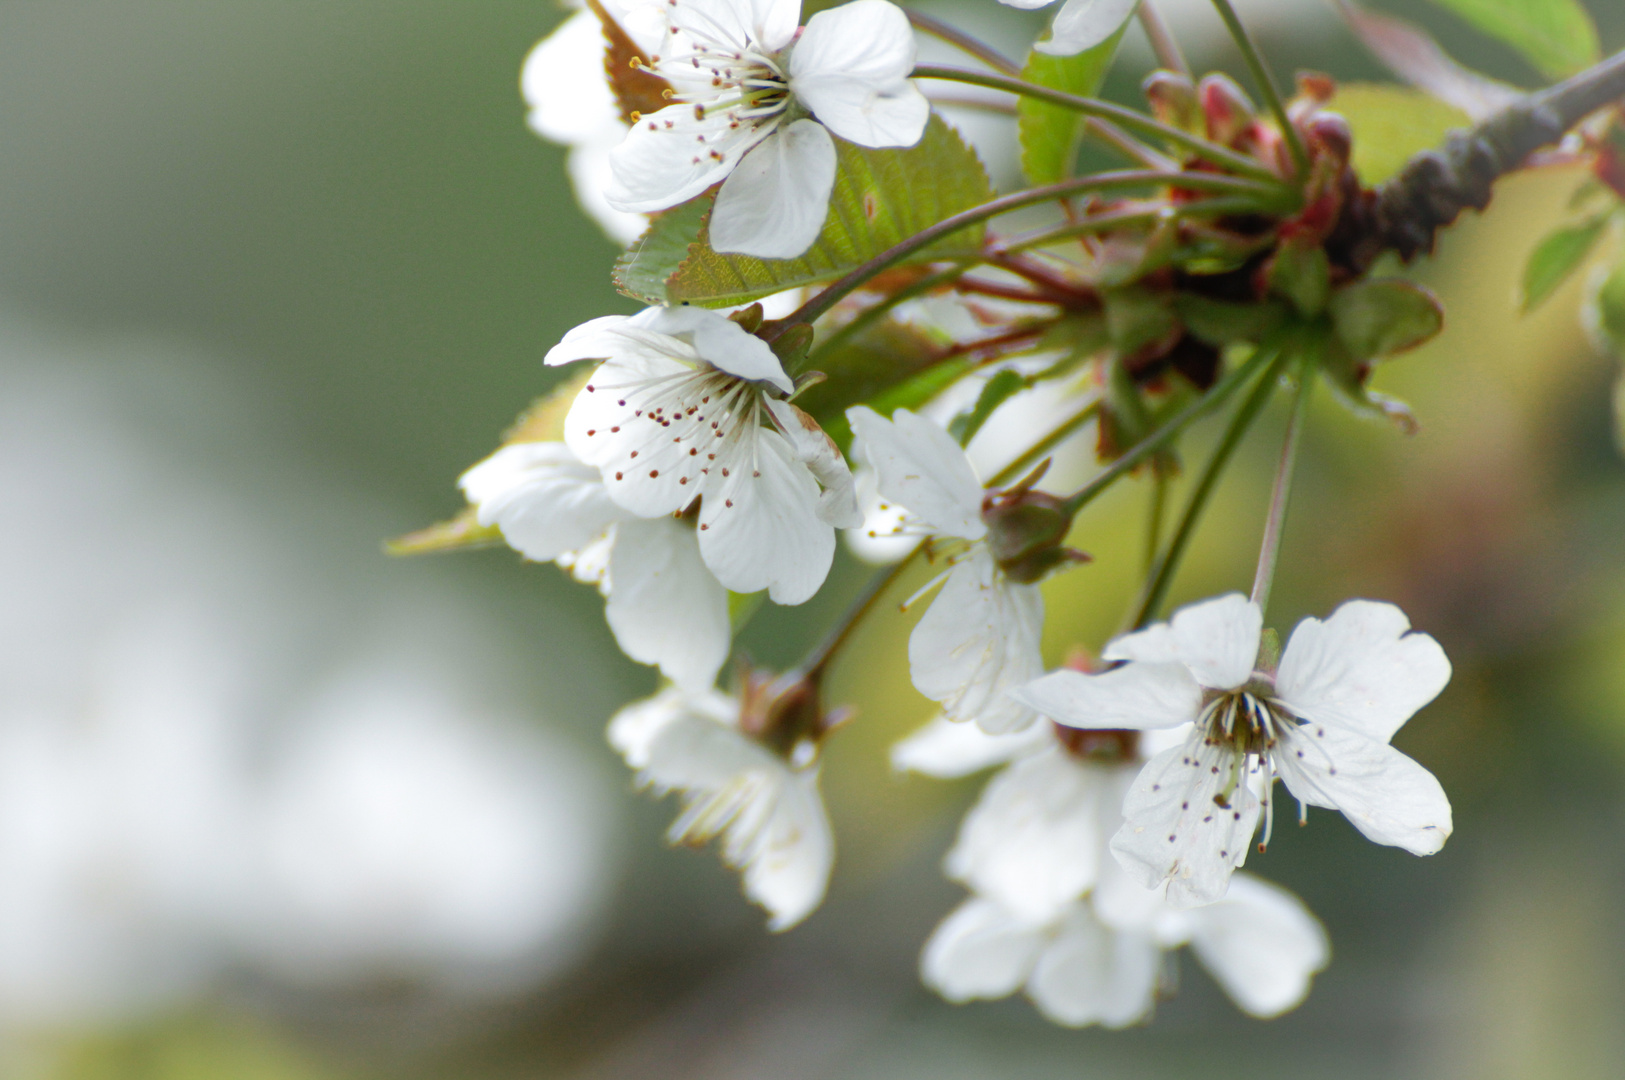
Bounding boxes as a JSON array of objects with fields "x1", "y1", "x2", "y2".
[
  {"x1": 641, "y1": 710, "x2": 833, "y2": 929},
  {"x1": 710, "y1": 120, "x2": 837, "y2": 258},
  {"x1": 1035, "y1": 0, "x2": 1140, "y2": 57},
  {"x1": 567, "y1": 139, "x2": 650, "y2": 245},
  {"x1": 642, "y1": 306, "x2": 792, "y2": 392},
  {"x1": 996, "y1": 0, "x2": 1059, "y2": 11},
  {"x1": 920, "y1": 897, "x2": 1046, "y2": 1002},
  {"x1": 842, "y1": 465, "x2": 918, "y2": 564},
  {"x1": 1011, "y1": 663, "x2": 1202, "y2": 731},
  {"x1": 1090, "y1": 836, "x2": 1180, "y2": 937},
  {"x1": 1027, "y1": 905, "x2": 1160, "y2": 1029},
  {"x1": 1104, "y1": 592, "x2": 1261, "y2": 691},
  {"x1": 1271, "y1": 721, "x2": 1452, "y2": 855},
  {"x1": 765, "y1": 398, "x2": 860, "y2": 528},
  {"x1": 607, "y1": 105, "x2": 775, "y2": 213},
  {"x1": 607, "y1": 685, "x2": 738, "y2": 769},
  {"x1": 458, "y1": 442, "x2": 627, "y2": 561},
  {"x1": 521, "y1": 12, "x2": 625, "y2": 145},
  {"x1": 1275, "y1": 600, "x2": 1452, "y2": 744},
  {"x1": 604, "y1": 517, "x2": 731, "y2": 692},
  {"x1": 738, "y1": 766, "x2": 834, "y2": 931},
  {"x1": 945, "y1": 748, "x2": 1115, "y2": 921},
  {"x1": 697, "y1": 422, "x2": 834, "y2": 604},
  {"x1": 563, "y1": 355, "x2": 715, "y2": 519},
  {"x1": 846, "y1": 406, "x2": 986, "y2": 540},
  {"x1": 908, "y1": 548, "x2": 1044, "y2": 733},
  {"x1": 890, "y1": 713, "x2": 1050, "y2": 778},
  {"x1": 545, "y1": 312, "x2": 691, "y2": 368},
  {"x1": 670, "y1": 0, "x2": 801, "y2": 54},
  {"x1": 1109, "y1": 734, "x2": 1261, "y2": 908},
  {"x1": 1187, "y1": 873, "x2": 1328, "y2": 1018},
  {"x1": 790, "y1": 1, "x2": 929, "y2": 148}
]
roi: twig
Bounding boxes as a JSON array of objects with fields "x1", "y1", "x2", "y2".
[{"x1": 1354, "y1": 46, "x2": 1625, "y2": 266}]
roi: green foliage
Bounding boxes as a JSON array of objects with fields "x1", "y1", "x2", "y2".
[
  {"x1": 1016, "y1": 25, "x2": 1128, "y2": 185},
  {"x1": 794, "y1": 316, "x2": 956, "y2": 450},
  {"x1": 386, "y1": 508, "x2": 503, "y2": 555},
  {"x1": 1267, "y1": 243, "x2": 1332, "y2": 317},
  {"x1": 1522, "y1": 215, "x2": 1610, "y2": 311},
  {"x1": 1421, "y1": 0, "x2": 1599, "y2": 79},
  {"x1": 1594, "y1": 255, "x2": 1625, "y2": 353},
  {"x1": 1174, "y1": 294, "x2": 1290, "y2": 346},
  {"x1": 614, "y1": 117, "x2": 994, "y2": 308},
  {"x1": 1593, "y1": 257, "x2": 1625, "y2": 452},
  {"x1": 1328, "y1": 279, "x2": 1445, "y2": 360},
  {"x1": 950, "y1": 368, "x2": 1027, "y2": 446},
  {"x1": 1326, "y1": 84, "x2": 1470, "y2": 186}
]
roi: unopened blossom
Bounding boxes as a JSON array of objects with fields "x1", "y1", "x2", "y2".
[
  {"x1": 521, "y1": 0, "x2": 666, "y2": 243},
  {"x1": 905, "y1": 718, "x2": 1326, "y2": 1025},
  {"x1": 846, "y1": 405, "x2": 1045, "y2": 733},
  {"x1": 547, "y1": 306, "x2": 859, "y2": 605},
  {"x1": 460, "y1": 442, "x2": 729, "y2": 691},
  {"x1": 609, "y1": 685, "x2": 833, "y2": 930},
  {"x1": 605, "y1": 0, "x2": 929, "y2": 258},
  {"x1": 1013, "y1": 593, "x2": 1454, "y2": 906},
  {"x1": 922, "y1": 869, "x2": 1327, "y2": 1026},
  {"x1": 997, "y1": 0, "x2": 1138, "y2": 57}
]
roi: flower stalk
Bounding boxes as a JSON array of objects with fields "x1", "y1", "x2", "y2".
[{"x1": 1250, "y1": 344, "x2": 1316, "y2": 616}]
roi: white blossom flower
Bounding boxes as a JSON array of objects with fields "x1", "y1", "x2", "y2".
[
  {"x1": 605, "y1": 0, "x2": 930, "y2": 258},
  {"x1": 522, "y1": 1, "x2": 663, "y2": 244},
  {"x1": 609, "y1": 685, "x2": 833, "y2": 930},
  {"x1": 460, "y1": 442, "x2": 730, "y2": 691},
  {"x1": 907, "y1": 719, "x2": 1327, "y2": 1025},
  {"x1": 998, "y1": 0, "x2": 1138, "y2": 58},
  {"x1": 922, "y1": 868, "x2": 1328, "y2": 1026},
  {"x1": 846, "y1": 405, "x2": 1044, "y2": 733},
  {"x1": 1012, "y1": 593, "x2": 1454, "y2": 907},
  {"x1": 547, "y1": 306, "x2": 859, "y2": 605}
]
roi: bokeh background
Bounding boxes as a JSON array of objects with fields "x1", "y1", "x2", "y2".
[{"x1": 1, "y1": 0, "x2": 1623, "y2": 1076}]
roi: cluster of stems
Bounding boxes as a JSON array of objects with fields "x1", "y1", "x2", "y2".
[{"x1": 771, "y1": 1, "x2": 1625, "y2": 694}]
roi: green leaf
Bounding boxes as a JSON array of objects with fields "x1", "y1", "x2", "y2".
[
  {"x1": 1328, "y1": 279, "x2": 1445, "y2": 360},
  {"x1": 1326, "y1": 84, "x2": 1470, "y2": 186},
  {"x1": 1422, "y1": 0, "x2": 1599, "y2": 79},
  {"x1": 386, "y1": 507, "x2": 504, "y2": 556},
  {"x1": 614, "y1": 116, "x2": 993, "y2": 308},
  {"x1": 793, "y1": 316, "x2": 956, "y2": 451},
  {"x1": 1174, "y1": 294, "x2": 1290, "y2": 346},
  {"x1": 1016, "y1": 24, "x2": 1128, "y2": 185},
  {"x1": 1522, "y1": 215, "x2": 1608, "y2": 311},
  {"x1": 1588, "y1": 254, "x2": 1625, "y2": 356},
  {"x1": 1266, "y1": 243, "x2": 1332, "y2": 317},
  {"x1": 950, "y1": 368, "x2": 1027, "y2": 446}
]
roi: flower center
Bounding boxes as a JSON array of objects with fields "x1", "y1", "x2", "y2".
[
  {"x1": 1197, "y1": 680, "x2": 1296, "y2": 852},
  {"x1": 653, "y1": 13, "x2": 793, "y2": 128}
]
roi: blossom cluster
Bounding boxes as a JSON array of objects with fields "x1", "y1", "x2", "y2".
[{"x1": 412, "y1": 0, "x2": 1476, "y2": 1030}]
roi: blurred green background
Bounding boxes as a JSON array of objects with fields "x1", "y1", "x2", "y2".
[{"x1": 1, "y1": 1, "x2": 1624, "y2": 1077}]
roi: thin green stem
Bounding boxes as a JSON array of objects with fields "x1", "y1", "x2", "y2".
[
  {"x1": 769, "y1": 170, "x2": 1288, "y2": 335},
  {"x1": 800, "y1": 396, "x2": 1104, "y2": 677},
  {"x1": 1130, "y1": 343, "x2": 1290, "y2": 628},
  {"x1": 1250, "y1": 343, "x2": 1315, "y2": 616},
  {"x1": 1208, "y1": 0, "x2": 1309, "y2": 179},
  {"x1": 911, "y1": 65, "x2": 1290, "y2": 185},
  {"x1": 806, "y1": 262, "x2": 971, "y2": 366},
  {"x1": 995, "y1": 196, "x2": 1265, "y2": 253},
  {"x1": 1143, "y1": 467, "x2": 1168, "y2": 578},
  {"x1": 1060, "y1": 341, "x2": 1279, "y2": 516},
  {"x1": 905, "y1": 9, "x2": 1021, "y2": 76},
  {"x1": 988, "y1": 399, "x2": 1103, "y2": 488},
  {"x1": 803, "y1": 549, "x2": 923, "y2": 677},
  {"x1": 1137, "y1": 1, "x2": 1189, "y2": 76}
]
